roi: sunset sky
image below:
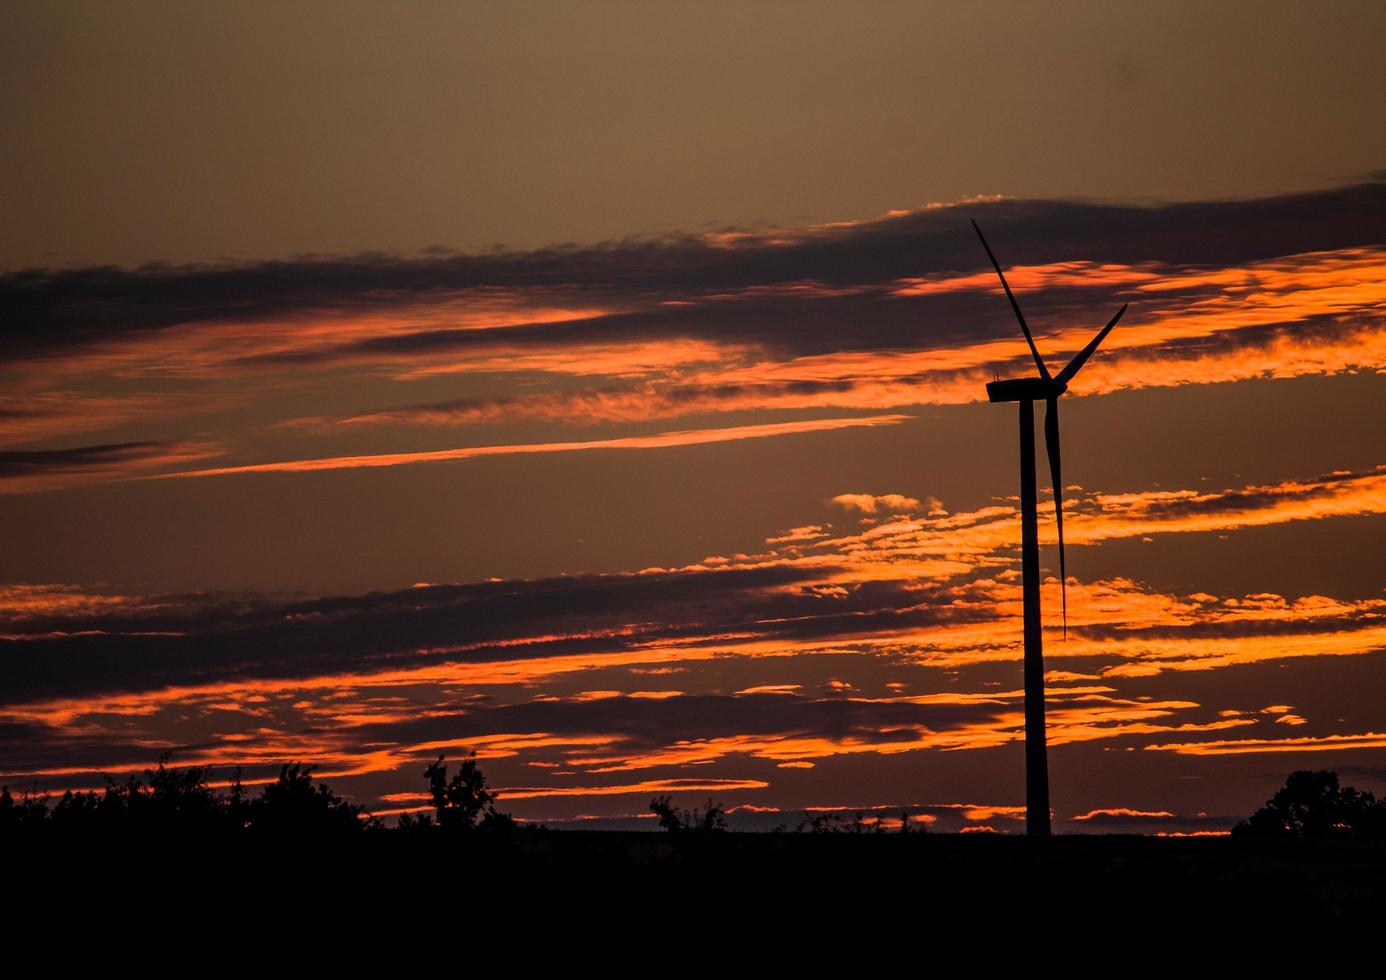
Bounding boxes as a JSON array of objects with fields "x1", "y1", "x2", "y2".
[{"x1": 4, "y1": 1, "x2": 1386, "y2": 833}]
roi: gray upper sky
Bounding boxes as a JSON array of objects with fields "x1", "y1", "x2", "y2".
[{"x1": 5, "y1": 0, "x2": 1386, "y2": 268}]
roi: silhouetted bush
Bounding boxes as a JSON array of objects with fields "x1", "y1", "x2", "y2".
[
  {"x1": 797, "y1": 810, "x2": 888, "y2": 833},
  {"x1": 649, "y1": 795, "x2": 727, "y2": 835},
  {"x1": 29, "y1": 758, "x2": 242, "y2": 837},
  {"x1": 1233, "y1": 770, "x2": 1386, "y2": 838}
]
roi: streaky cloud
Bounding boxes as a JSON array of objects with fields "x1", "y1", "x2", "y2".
[{"x1": 152, "y1": 414, "x2": 913, "y2": 482}]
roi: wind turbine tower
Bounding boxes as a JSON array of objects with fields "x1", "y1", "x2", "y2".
[{"x1": 972, "y1": 220, "x2": 1127, "y2": 837}]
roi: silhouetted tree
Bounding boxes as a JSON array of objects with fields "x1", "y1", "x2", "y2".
[
  {"x1": 1233, "y1": 770, "x2": 1386, "y2": 838},
  {"x1": 420, "y1": 753, "x2": 513, "y2": 832},
  {"x1": 145, "y1": 757, "x2": 229, "y2": 832},
  {"x1": 247, "y1": 763, "x2": 378, "y2": 836}
]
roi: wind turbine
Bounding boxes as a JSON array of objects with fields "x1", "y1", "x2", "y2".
[{"x1": 972, "y1": 220, "x2": 1127, "y2": 837}]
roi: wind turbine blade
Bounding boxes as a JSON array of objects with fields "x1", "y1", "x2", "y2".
[
  {"x1": 1044, "y1": 396, "x2": 1067, "y2": 639},
  {"x1": 971, "y1": 220, "x2": 1050, "y2": 380},
  {"x1": 1055, "y1": 304, "x2": 1127, "y2": 386}
]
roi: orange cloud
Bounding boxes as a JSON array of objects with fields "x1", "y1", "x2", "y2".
[
  {"x1": 1144, "y1": 732, "x2": 1386, "y2": 755},
  {"x1": 831, "y1": 493, "x2": 930, "y2": 514},
  {"x1": 6, "y1": 458, "x2": 1386, "y2": 803},
  {"x1": 492, "y1": 778, "x2": 770, "y2": 800},
  {"x1": 1072, "y1": 808, "x2": 1175, "y2": 821}
]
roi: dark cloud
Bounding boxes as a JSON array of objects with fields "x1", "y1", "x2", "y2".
[
  {"x1": 0, "y1": 439, "x2": 222, "y2": 491},
  {"x1": 1113, "y1": 465, "x2": 1380, "y2": 523},
  {"x1": 5, "y1": 177, "x2": 1384, "y2": 366},
  {"x1": 0, "y1": 564, "x2": 993, "y2": 705},
  {"x1": 287, "y1": 311, "x2": 1377, "y2": 430},
  {"x1": 1106, "y1": 313, "x2": 1371, "y2": 366},
  {"x1": 351, "y1": 691, "x2": 1001, "y2": 755},
  {"x1": 236, "y1": 288, "x2": 1035, "y2": 368},
  {"x1": 0, "y1": 724, "x2": 178, "y2": 780},
  {"x1": 1076, "y1": 613, "x2": 1382, "y2": 644},
  {"x1": 0, "y1": 441, "x2": 179, "y2": 479}
]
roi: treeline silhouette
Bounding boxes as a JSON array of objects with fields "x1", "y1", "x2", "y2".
[
  {"x1": 5, "y1": 761, "x2": 1385, "y2": 926},
  {"x1": 0, "y1": 753, "x2": 510, "y2": 839},
  {"x1": 8, "y1": 760, "x2": 1385, "y2": 841}
]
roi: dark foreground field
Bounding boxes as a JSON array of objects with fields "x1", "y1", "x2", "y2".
[
  {"x1": 13, "y1": 831, "x2": 1385, "y2": 929},
  {"x1": 9, "y1": 764, "x2": 1383, "y2": 932}
]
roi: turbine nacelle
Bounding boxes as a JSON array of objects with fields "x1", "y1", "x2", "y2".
[{"x1": 986, "y1": 377, "x2": 1068, "y2": 403}]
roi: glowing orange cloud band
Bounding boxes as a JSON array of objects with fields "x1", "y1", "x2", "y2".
[{"x1": 10, "y1": 236, "x2": 1386, "y2": 451}]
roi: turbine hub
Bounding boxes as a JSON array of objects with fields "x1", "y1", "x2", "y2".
[{"x1": 985, "y1": 377, "x2": 1068, "y2": 403}]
